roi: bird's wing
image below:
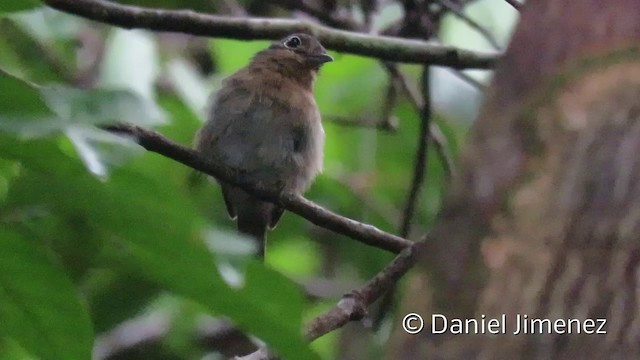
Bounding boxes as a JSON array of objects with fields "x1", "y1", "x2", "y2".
[{"x1": 205, "y1": 89, "x2": 301, "y2": 174}]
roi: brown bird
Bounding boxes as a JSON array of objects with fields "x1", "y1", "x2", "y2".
[{"x1": 195, "y1": 33, "x2": 333, "y2": 258}]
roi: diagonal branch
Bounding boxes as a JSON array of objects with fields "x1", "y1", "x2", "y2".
[
  {"x1": 383, "y1": 63, "x2": 455, "y2": 179},
  {"x1": 398, "y1": 66, "x2": 431, "y2": 238},
  {"x1": 504, "y1": 0, "x2": 522, "y2": 10},
  {"x1": 323, "y1": 114, "x2": 399, "y2": 132},
  {"x1": 237, "y1": 243, "x2": 421, "y2": 359},
  {"x1": 104, "y1": 124, "x2": 412, "y2": 254},
  {"x1": 270, "y1": 0, "x2": 360, "y2": 30},
  {"x1": 42, "y1": 0, "x2": 499, "y2": 69},
  {"x1": 447, "y1": 68, "x2": 486, "y2": 90},
  {"x1": 304, "y1": 243, "x2": 420, "y2": 340},
  {"x1": 371, "y1": 66, "x2": 433, "y2": 330},
  {"x1": 438, "y1": 0, "x2": 501, "y2": 50}
]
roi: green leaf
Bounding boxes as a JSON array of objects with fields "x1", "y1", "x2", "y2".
[
  {"x1": 100, "y1": 28, "x2": 159, "y2": 101},
  {"x1": 166, "y1": 58, "x2": 210, "y2": 119},
  {"x1": 0, "y1": 228, "x2": 93, "y2": 360},
  {"x1": 0, "y1": 135, "x2": 318, "y2": 359},
  {"x1": 0, "y1": 69, "x2": 50, "y2": 116},
  {"x1": 0, "y1": 338, "x2": 38, "y2": 360},
  {"x1": 0, "y1": 1, "x2": 40, "y2": 14},
  {"x1": 0, "y1": 70, "x2": 62, "y2": 137},
  {"x1": 0, "y1": 77, "x2": 166, "y2": 139},
  {"x1": 41, "y1": 85, "x2": 166, "y2": 127},
  {"x1": 65, "y1": 126, "x2": 144, "y2": 178},
  {"x1": 240, "y1": 262, "x2": 305, "y2": 335},
  {"x1": 85, "y1": 270, "x2": 160, "y2": 333},
  {"x1": 114, "y1": 219, "x2": 316, "y2": 359},
  {"x1": 10, "y1": 8, "x2": 83, "y2": 41}
]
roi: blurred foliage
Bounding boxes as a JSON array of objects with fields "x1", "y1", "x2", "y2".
[{"x1": 0, "y1": 1, "x2": 516, "y2": 359}]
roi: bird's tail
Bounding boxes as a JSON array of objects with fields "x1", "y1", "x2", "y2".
[{"x1": 237, "y1": 212, "x2": 268, "y2": 258}]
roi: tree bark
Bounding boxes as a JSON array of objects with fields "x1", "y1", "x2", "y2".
[{"x1": 390, "y1": 0, "x2": 640, "y2": 358}]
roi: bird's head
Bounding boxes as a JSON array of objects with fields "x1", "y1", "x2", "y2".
[
  {"x1": 269, "y1": 33, "x2": 333, "y2": 69},
  {"x1": 250, "y1": 33, "x2": 333, "y2": 72},
  {"x1": 247, "y1": 33, "x2": 333, "y2": 87}
]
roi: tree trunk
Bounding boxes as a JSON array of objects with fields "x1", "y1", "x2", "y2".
[{"x1": 390, "y1": 1, "x2": 640, "y2": 358}]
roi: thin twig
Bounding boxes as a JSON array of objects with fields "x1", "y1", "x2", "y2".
[
  {"x1": 235, "y1": 244, "x2": 420, "y2": 360},
  {"x1": 447, "y1": 68, "x2": 486, "y2": 90},
  {"x1": 504, "y1": 0, "x2": 522, "y2": 10},
  {"x1": 323, "y1": 114, "x2": 399, "y2": 132},
  {"x1": 304, "y1": 243, "x2": 420, "y2": 340},
  {"x1": 360, "y1": 0, "x2": 378, "y2": 30},
  {"x1": 270, "y1": 0, "x2": 360, "y2": 30},
  {"x1": 42, "y1": 0, "x2": 499, "y2": 68},
  {"x1": 384, "y1": 63, "x2": 422, "y2": 110},
  {"x1": 327, "y1": 172, "x2": 401, "y2": 226},
  {"x1": 399, "y1": 66, "x2": 431, "y2": 238},
  {"x1": 383, "y1": 64, "x2": 455, "y2": 180},
  {"x1": 429, "y1": 123, "x2": 455, "y2": 180},
  {"x1": 325, "y1": 68, "x2": 400, "y2": 132},
  {"x1": 380, "y1": 78, "x2": 400, "y2": 128},
  {"x1": 438, "y1": 0, "x2": 501, "y2": 50},
  {"x1": 371, "y1": 66, "x2": 433, "y2": 330},
  {"x1": 219, "y1": 0, "x2": 247, "y2": 16},
  {"x1": 103, "y1": 124, "x2": 412, "y2": 253},
  {"x1": 270, "y1": 0, "x2": 456, "y2": 189}
]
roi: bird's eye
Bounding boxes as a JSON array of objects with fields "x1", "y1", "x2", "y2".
[{"x1": 285, "y1": 36, "x2": 301, "y2": 49}]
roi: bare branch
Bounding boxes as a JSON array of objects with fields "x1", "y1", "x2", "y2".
[
  {"x1": 323, "y1": 114, "x2": 399, "y2": 132},
  {"x1": 399, "y1": 66, "x2": 431, "y2": 238},
  {"x1": 323, "y1": 72, "x2": 400, "y2": 132},
  {"x1": 447, "y1": 68, "x2": 487, "y2": 90},
  {"x1": 219, "y1": 0, "x2": 248, "y2": 17},
  {"x1": 438, "y1": 0, "x2": 501, "y2": 50},
  {"x1": 304, "y1": 243, "x2": 420, "y2": 340},
  {"x1": 270, "y1": 0, "x2": 360, "y2": 30},
  {"x1": 429, "y1": 123, "x2": 456, "y2": 180},
  {"x1": 42, "y1": 0, "x2": 499, "y2": 69},
  {"x1": 104, "y1": 124, "x2": 412, "y2": 253},
  {"x1": 504, "y1": 0, "x2": 522, "y2": 10},
  {"x1": 235, "y1": 244, "x2": 419, "y2": 359},
  {"x1": 383, "y1": 63, "x2": 455, "y2": 179},
  {"x1": 327, "y1": 172, "x2": 401, "y2": 226}
]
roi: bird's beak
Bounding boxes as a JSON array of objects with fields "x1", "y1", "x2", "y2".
[{"x1": 308, "y1": 53, "x2": 334, "y2": 65}]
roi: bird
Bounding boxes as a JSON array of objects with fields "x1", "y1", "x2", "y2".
[{"x1": 194, "y1": 33, "x2": 333, "y2": 258}]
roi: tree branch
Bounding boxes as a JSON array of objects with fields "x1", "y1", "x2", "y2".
[
  {"x1": 323, "y1": 114, "x2": 399, "y2": 132},
  {"x1": 327, "y1": 171, "x2": 401, "y2": 227},
  {"x1": 398, "y1": 66, "x2": 431, "y2": 238},
  {"x1": 438, "y1": 0, "x2": 501, "y2": 50},
  {"x1": 447, "y1": 68, "x2": 486, "y2": 90},
  {"x1": 383, "y1": 63, "x2": 455, "y2": 179},
  {"x1": 371, "y1": 66, "x2": 433, "y2": 330},
  {"x1": 104, "y1": 124, "x2": 412, "y2": 254},
  {"x1": 235, "y1": 243, "x2": 420, "y2": 360},
  {"x1": 504, "y1": 0, "x2": 522, "y2": 10},
  {"x1": 42, "y1": 0, "x2": 499, "y2": 69},
  {"x1": 270, "y1": 0, "x2": 360, "y2": 30},
  {"x1": 304, "y1": 243, "x2": 419, "y2": 341}
]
